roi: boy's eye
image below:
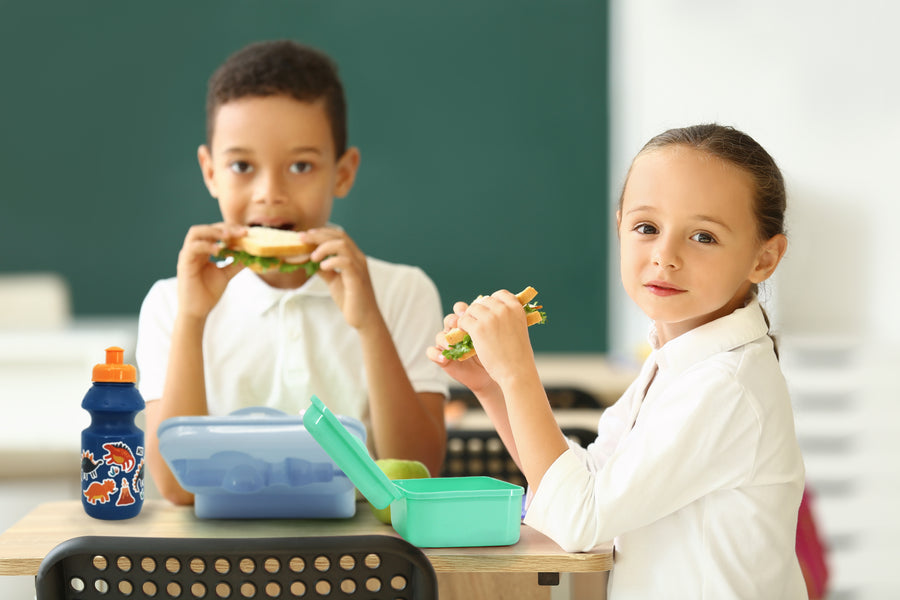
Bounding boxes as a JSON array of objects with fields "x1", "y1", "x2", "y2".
[
  {"x1": 290, "y1": 162, "x2": 312, "y2": 174},
  {"x1": 634, "y1": 223, "x2": 658, "y2": 235},
  {"x1": 229, "y1": 161, "x2": 253, "y2": 174},
  {"x1": 691, "y1": 232, "x2": 716, "y2": 244}
]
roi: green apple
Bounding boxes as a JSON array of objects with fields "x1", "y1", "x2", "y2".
[{"x1": 370, "y1": 458, "x2": 430, "y2": 524}]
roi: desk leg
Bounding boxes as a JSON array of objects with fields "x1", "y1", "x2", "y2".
[
  {"x1": 571, "y1": 572, "x2": 609, "y2": 600},
  {"x1": 437, "y1": 572, "x2": 551, "y2": 600}
]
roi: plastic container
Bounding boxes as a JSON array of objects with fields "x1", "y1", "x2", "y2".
[
  {"x1": 158, "y1": 406, "x2": 365, "y2": 519},
  {"x1": 303, "y1": 396, "x2": 524, "y2": 547},
  {"x1": 81, "y1": 346, "x2": 146, "y2": 520}
]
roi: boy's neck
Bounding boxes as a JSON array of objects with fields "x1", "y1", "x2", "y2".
[{"x1": 255, "y1": 269, "x2": 312, "y2": 290}]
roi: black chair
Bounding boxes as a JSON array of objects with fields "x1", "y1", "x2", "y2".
[
  {"x1": 35, "y1": 534, "x2": 437, "y2": 600},
  {"x1": 449, "y1": 386, "x2": 603, "y2": 410},
  {"x1": 442, "y1": 427, "x2": 597, "y2": 487}
]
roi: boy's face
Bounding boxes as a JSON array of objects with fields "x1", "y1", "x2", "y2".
[
  {"x1": 617, "y1": 145, "x2": 785, "y2": 344},
  {"x1": 198, "y1": 95, "x2": 359, "y2": 233}
]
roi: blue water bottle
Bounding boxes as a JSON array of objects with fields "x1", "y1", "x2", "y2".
[{"x1": 81, "y1": 346, "x2": 146, "y2": 519}]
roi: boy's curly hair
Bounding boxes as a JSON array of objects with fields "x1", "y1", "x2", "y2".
[{"x1": 205, "y1": 40, "x2": 347, "y2": 158}]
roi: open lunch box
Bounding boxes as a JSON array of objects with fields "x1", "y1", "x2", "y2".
[
  {"x1": 158, "y1": 406, "x2": 365, "y2": 519},
  {"x1": 303, "y1": 395, "x2": 524, "y2": 548}
]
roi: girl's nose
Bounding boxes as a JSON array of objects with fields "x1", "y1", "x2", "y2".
[{"x1": 652, "y1": 238, "x2": 681, "y2": 270}]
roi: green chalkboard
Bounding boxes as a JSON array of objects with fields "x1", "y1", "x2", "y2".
[{"x1": 0, "y1": 1, "x2": 608, "y2": 352}]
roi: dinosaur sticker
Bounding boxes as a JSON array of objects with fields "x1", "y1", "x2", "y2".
[
  {"x1": 83, "y1": 478, "x2": 117, "y2": 505},
  {"x1": 81, "y1": 451, "x2": 101, "y2": 481},
  {"x1": 102, "y1": 442, "x2": 136, "y2": 473}
]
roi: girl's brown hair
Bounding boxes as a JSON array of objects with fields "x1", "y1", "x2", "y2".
[{"x1": 621, "y1": 123, "x2": 787, "y2": 352}]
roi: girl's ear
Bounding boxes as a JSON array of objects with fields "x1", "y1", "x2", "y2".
[
  {"x1": 334, "y1": 147, "x2": 361, "y2": 198},
  {"x1": 750, "y1": 233, "x2": 788, "y2": 283},
  {"x1": 197, "y1": 145, "x2": 218, "y2": 198}
]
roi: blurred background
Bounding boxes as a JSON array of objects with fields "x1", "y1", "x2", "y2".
[{"x1": 1, "y1": 1, "x2": 897, "y2": 598}]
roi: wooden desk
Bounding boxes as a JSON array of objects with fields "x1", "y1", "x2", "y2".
[{"x1": 0, "y1": 501, "x2": 612, "y2": 599}]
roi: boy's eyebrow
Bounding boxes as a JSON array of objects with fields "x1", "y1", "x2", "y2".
[{"x1": 220, "y1": 146, "x2": 324, "y2": 155}]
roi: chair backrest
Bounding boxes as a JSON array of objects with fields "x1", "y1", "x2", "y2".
[
  {"x1": 442, "y1": 426, "x2": 597, "y2": 486},
  {"x1": 449, "y1": 386, "x2": 602, "y2": 410},
  {"x1": 35, "y1": 535, "x2": 437, "y2": 600}
]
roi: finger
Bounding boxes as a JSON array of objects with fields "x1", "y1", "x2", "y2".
[
  {"x1": 426, "y1": 345, "x2": 449, "y2": 365},
  {"x1": 452, "y1": 301, "x2": 470, "y2": 316},
  {"x1": 443, "y1": 312, "x2": 459, "y2": 330}
]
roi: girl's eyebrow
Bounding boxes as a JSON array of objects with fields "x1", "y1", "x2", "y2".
[{"x1": 625, "y1": 205, "x2": 734, "y2": 233}]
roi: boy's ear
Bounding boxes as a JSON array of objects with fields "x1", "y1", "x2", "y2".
[
  {"x1": 197, "y1": 144, "x2": 218, "y2": 198},
  {"x1": 750, "y1": 233, "x2": 788, "y2": 283},
  {"x1": 334, "y1": 147, "x2": 361, "y2": 198}
]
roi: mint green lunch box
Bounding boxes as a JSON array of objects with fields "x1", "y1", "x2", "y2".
[{"x1": 303, "y1": 396, "x2": 524, "y2": 548}]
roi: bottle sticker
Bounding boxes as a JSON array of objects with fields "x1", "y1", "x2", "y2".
[
  {"x1": 82, "y1": 451, "x2": 101, "y2": 481},
  {"x1": 84, "y1": 478, "x2": 117, "y2": 505},
  {"x1": 102, "y1": 442, "x2": 137, "y2": 472}
]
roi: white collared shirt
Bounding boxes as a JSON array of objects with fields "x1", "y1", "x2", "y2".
[
  {"x1": 524, "y1": 297, "x2": 808, "y2": 599},
  {"x1": 136, "y1": 258, "x2": 449, "y2": 422}
]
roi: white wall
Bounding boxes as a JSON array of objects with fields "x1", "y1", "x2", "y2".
[
  {"x1": 607, "y1": 0, "x2": 900, "y2": 352},
  {"x1": 607, "y1": 3, "x2": 900, "y2": 597}
]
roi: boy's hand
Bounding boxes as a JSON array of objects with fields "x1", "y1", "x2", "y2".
[
  {"x1": 176, "y1": 223, "x2": 246, "y2": 320},
  {"x1": 301, "y1": 227, "x2": 378, "y2": 330}
]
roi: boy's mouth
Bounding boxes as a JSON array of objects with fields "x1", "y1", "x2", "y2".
[{"x1": 248, "y1": 221, "x2": 296, "y2": 231}]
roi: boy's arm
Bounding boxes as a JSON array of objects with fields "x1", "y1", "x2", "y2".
[
  {"x1": 145, "y1": 223, "x2": 245, "y2": 505},
  {"x1": 359, "y1": 315, "x2": 446, "y2": 476},
  {"x1": 303, "y1": 227, "x2": 446, "y2": 475},
  {"x1": 145, "y1": 315, "x2": 207, "y2": 505}
]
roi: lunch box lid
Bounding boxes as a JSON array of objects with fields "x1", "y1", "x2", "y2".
[{"x1": 303, "y1": 396, "x2": 403, "y2": 509}]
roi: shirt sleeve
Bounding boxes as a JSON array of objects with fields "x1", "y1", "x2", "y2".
[
  {"x1": 377, "y1": 265, "x2": 450, "y2": 397},
  {"x1": 135, "y1": 279, "x2": 177, "y2": 402},
  {"x1": 524, "y1": 365, "x2": 761, "y2": 552}
]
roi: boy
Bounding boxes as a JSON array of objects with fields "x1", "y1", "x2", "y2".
[{"x1": 136, "y1": 40, "x2": 448, "y2": 505}]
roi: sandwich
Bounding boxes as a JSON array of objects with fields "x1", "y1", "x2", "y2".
[
  {"x1": 442, "y1": 286, "x2": 547, "y2": 361},
  {"x1": 215, "y1": 226, "x2": 321, "y2": 276}
]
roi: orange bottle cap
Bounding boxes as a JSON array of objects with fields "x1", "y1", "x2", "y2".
[{"x1": 92, "y1": 346, "x2": 137, "y2": 383}]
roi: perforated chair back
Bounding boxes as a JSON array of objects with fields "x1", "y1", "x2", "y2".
[
  {"x1": 35, "y1": 535, "x2": 437, "y2": 600},
  {"x1": 442, "y1": 427, "x2": 597, "y2": 486}
]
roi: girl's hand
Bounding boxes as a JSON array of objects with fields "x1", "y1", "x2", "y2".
[
  {"x1": 428, "y1": 303, "x2": 499, "y2": 394},
  {"x1": 456, "y1": 290, "x2": 536, "y2": 387},
  {"x1": 301, "y1": 228, "x2": 378, "y2": 330},
  {"x1": 176, "y1": 223, "x2": 246, "y2": 320}
]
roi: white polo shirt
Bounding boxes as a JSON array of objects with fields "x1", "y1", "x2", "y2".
[
  {"x1": 136, "y1": 258, "x2": 449, "y2": 422},
  {"x1": 524, "y1": 298, "x2": 807, "y2": 599}
]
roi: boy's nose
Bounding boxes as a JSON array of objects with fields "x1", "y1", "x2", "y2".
[{"x1": 253, "y1": 171, "x2": 288, "y2": 204}]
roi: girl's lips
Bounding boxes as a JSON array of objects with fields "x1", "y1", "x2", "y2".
[{"x1": 645, "y1": 281, "x2": 686, "y2": 297}]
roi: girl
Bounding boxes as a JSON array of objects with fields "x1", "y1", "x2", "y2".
[{"x1": 428, "y1": 124, "x2": 807, "y2": 599}]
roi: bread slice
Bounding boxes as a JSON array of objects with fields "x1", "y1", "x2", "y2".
[
  {"x1": 233, "y1": 226, "x2": 316, "y2": 257},
  {"x1": 443, "y1": 286, "x2": 543, "y2": 359}
]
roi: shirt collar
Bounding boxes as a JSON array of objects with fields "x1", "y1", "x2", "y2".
[
  {"x1": 650, "y1": 295, "x2": 770, "y2": 374},
  {"x1": 228, "y1": 267, "x2": 332, "y2": 316}
]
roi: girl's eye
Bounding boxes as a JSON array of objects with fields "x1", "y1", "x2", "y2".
[
  {"x1": 691, "y1": 232, "x2": 716, "y2": 244},
  {"x1": 634, "y1": 223, "x2": 658, "y2": 235},
  {"x1": 290, "y1": 162, "x2": 312, "y2": 174},
  {"x1": 229, "y1": 161, "x2": 253, "y2": 174}
]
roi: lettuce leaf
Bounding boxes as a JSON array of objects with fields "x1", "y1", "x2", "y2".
[
  {"x1": 215, "y1": 248, "x2": 321, "y2": 276},
  {"x1": 442, "y1": 334, "x2": 474, "y2": 361}
]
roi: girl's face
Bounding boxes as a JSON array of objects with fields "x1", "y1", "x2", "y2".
[{"x1": 617, "y1": 145, "x2": 785, "y2": 346}]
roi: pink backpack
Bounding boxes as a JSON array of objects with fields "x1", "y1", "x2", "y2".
[{"x1": 796, "y1": 485, "x2": 830, "y2": 599}]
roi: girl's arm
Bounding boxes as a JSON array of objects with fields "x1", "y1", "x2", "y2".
[{"x1": 433, "y1": 291, "x2": 569, "y2": 488}]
